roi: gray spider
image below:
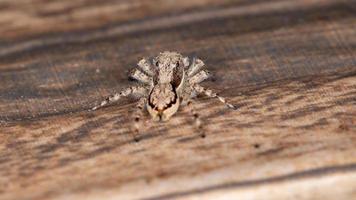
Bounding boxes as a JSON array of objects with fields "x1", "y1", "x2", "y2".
[{"x1": 92, "y1": 51, "x2": 236, "y2": 138}]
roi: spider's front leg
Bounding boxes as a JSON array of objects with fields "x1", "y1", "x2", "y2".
[
  {"x1": 132, "y1": 97, "x2": 146, "y2": 142},
  {"x1": 91, "y1": 85, "x2": 147, "y2": 111},
  {"x1": 186, "y1": 100, "x2": 206, "y2": 138},
  {"x1": 192, "y1": 84, "x2": 236, "y2": 110}
]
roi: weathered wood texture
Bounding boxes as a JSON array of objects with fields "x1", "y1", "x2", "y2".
[{"x1": 0, "y1": 0, "x2": 355, "y2": 199}]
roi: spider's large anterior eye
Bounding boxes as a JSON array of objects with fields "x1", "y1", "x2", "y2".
[
  {"x1": 175, "y1": 61, "x2": 179, "y2": 67},
  {"x1": 155, "y1": 61, "x2": 159, "y2": 67}
]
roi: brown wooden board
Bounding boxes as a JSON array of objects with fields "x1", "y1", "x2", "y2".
[{"x1": 0, "y1": 0, "x2": 355, "y2": 199}]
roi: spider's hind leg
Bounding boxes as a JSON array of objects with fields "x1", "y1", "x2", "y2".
[
  {"x1": 187, "y1": 57, "x2": 205, "y2": 77},
  {"x1": 129, "y1": 68, "x2": 153, "y2": 86},
  {"x1": 137, "y1": 58, "x2": 156, "y2": 77}
]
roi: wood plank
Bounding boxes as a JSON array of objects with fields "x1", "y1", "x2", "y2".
[{"x1": 0, "y1": 0, "x2": 355, "y2": 199}]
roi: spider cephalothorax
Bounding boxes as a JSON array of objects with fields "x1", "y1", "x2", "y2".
[
  {"x1": 92, "y1": 51, "x2": 235, "y2": 138},
  {"x1": 146, "y1": 52, "x2": 187, "y2": 121}
]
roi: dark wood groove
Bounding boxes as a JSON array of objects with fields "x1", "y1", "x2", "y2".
[{"x1": 141, "y1": 163, "x2": 356, "y2": 200}]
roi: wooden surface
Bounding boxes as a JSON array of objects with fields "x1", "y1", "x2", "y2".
[{"x1": 0, "y1": 0, "x2": 355, "y2": 199}]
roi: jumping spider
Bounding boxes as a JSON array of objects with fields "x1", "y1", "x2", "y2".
[{"x1": 92, "y1": 51, "x2": 236, "y2": 139}]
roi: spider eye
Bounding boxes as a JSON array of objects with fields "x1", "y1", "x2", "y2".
[
  {"x1": 175, "y1": 61, "x2": 179, "y2": 67},
  {"x1": 155, "y1": 61, "x2": 159, "y2": 67}
]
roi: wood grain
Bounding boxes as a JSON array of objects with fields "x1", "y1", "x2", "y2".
[{"x1": 0, "y1": 0, "x2": 355, "y2": 199}]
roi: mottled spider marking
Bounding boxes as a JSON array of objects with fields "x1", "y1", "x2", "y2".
[
  {"x1": 92, "y1": 51, "x2": 236, "y2": 140},
  {"x1": 129, "y1": 68, "x2": 153, "y2": 85}
]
